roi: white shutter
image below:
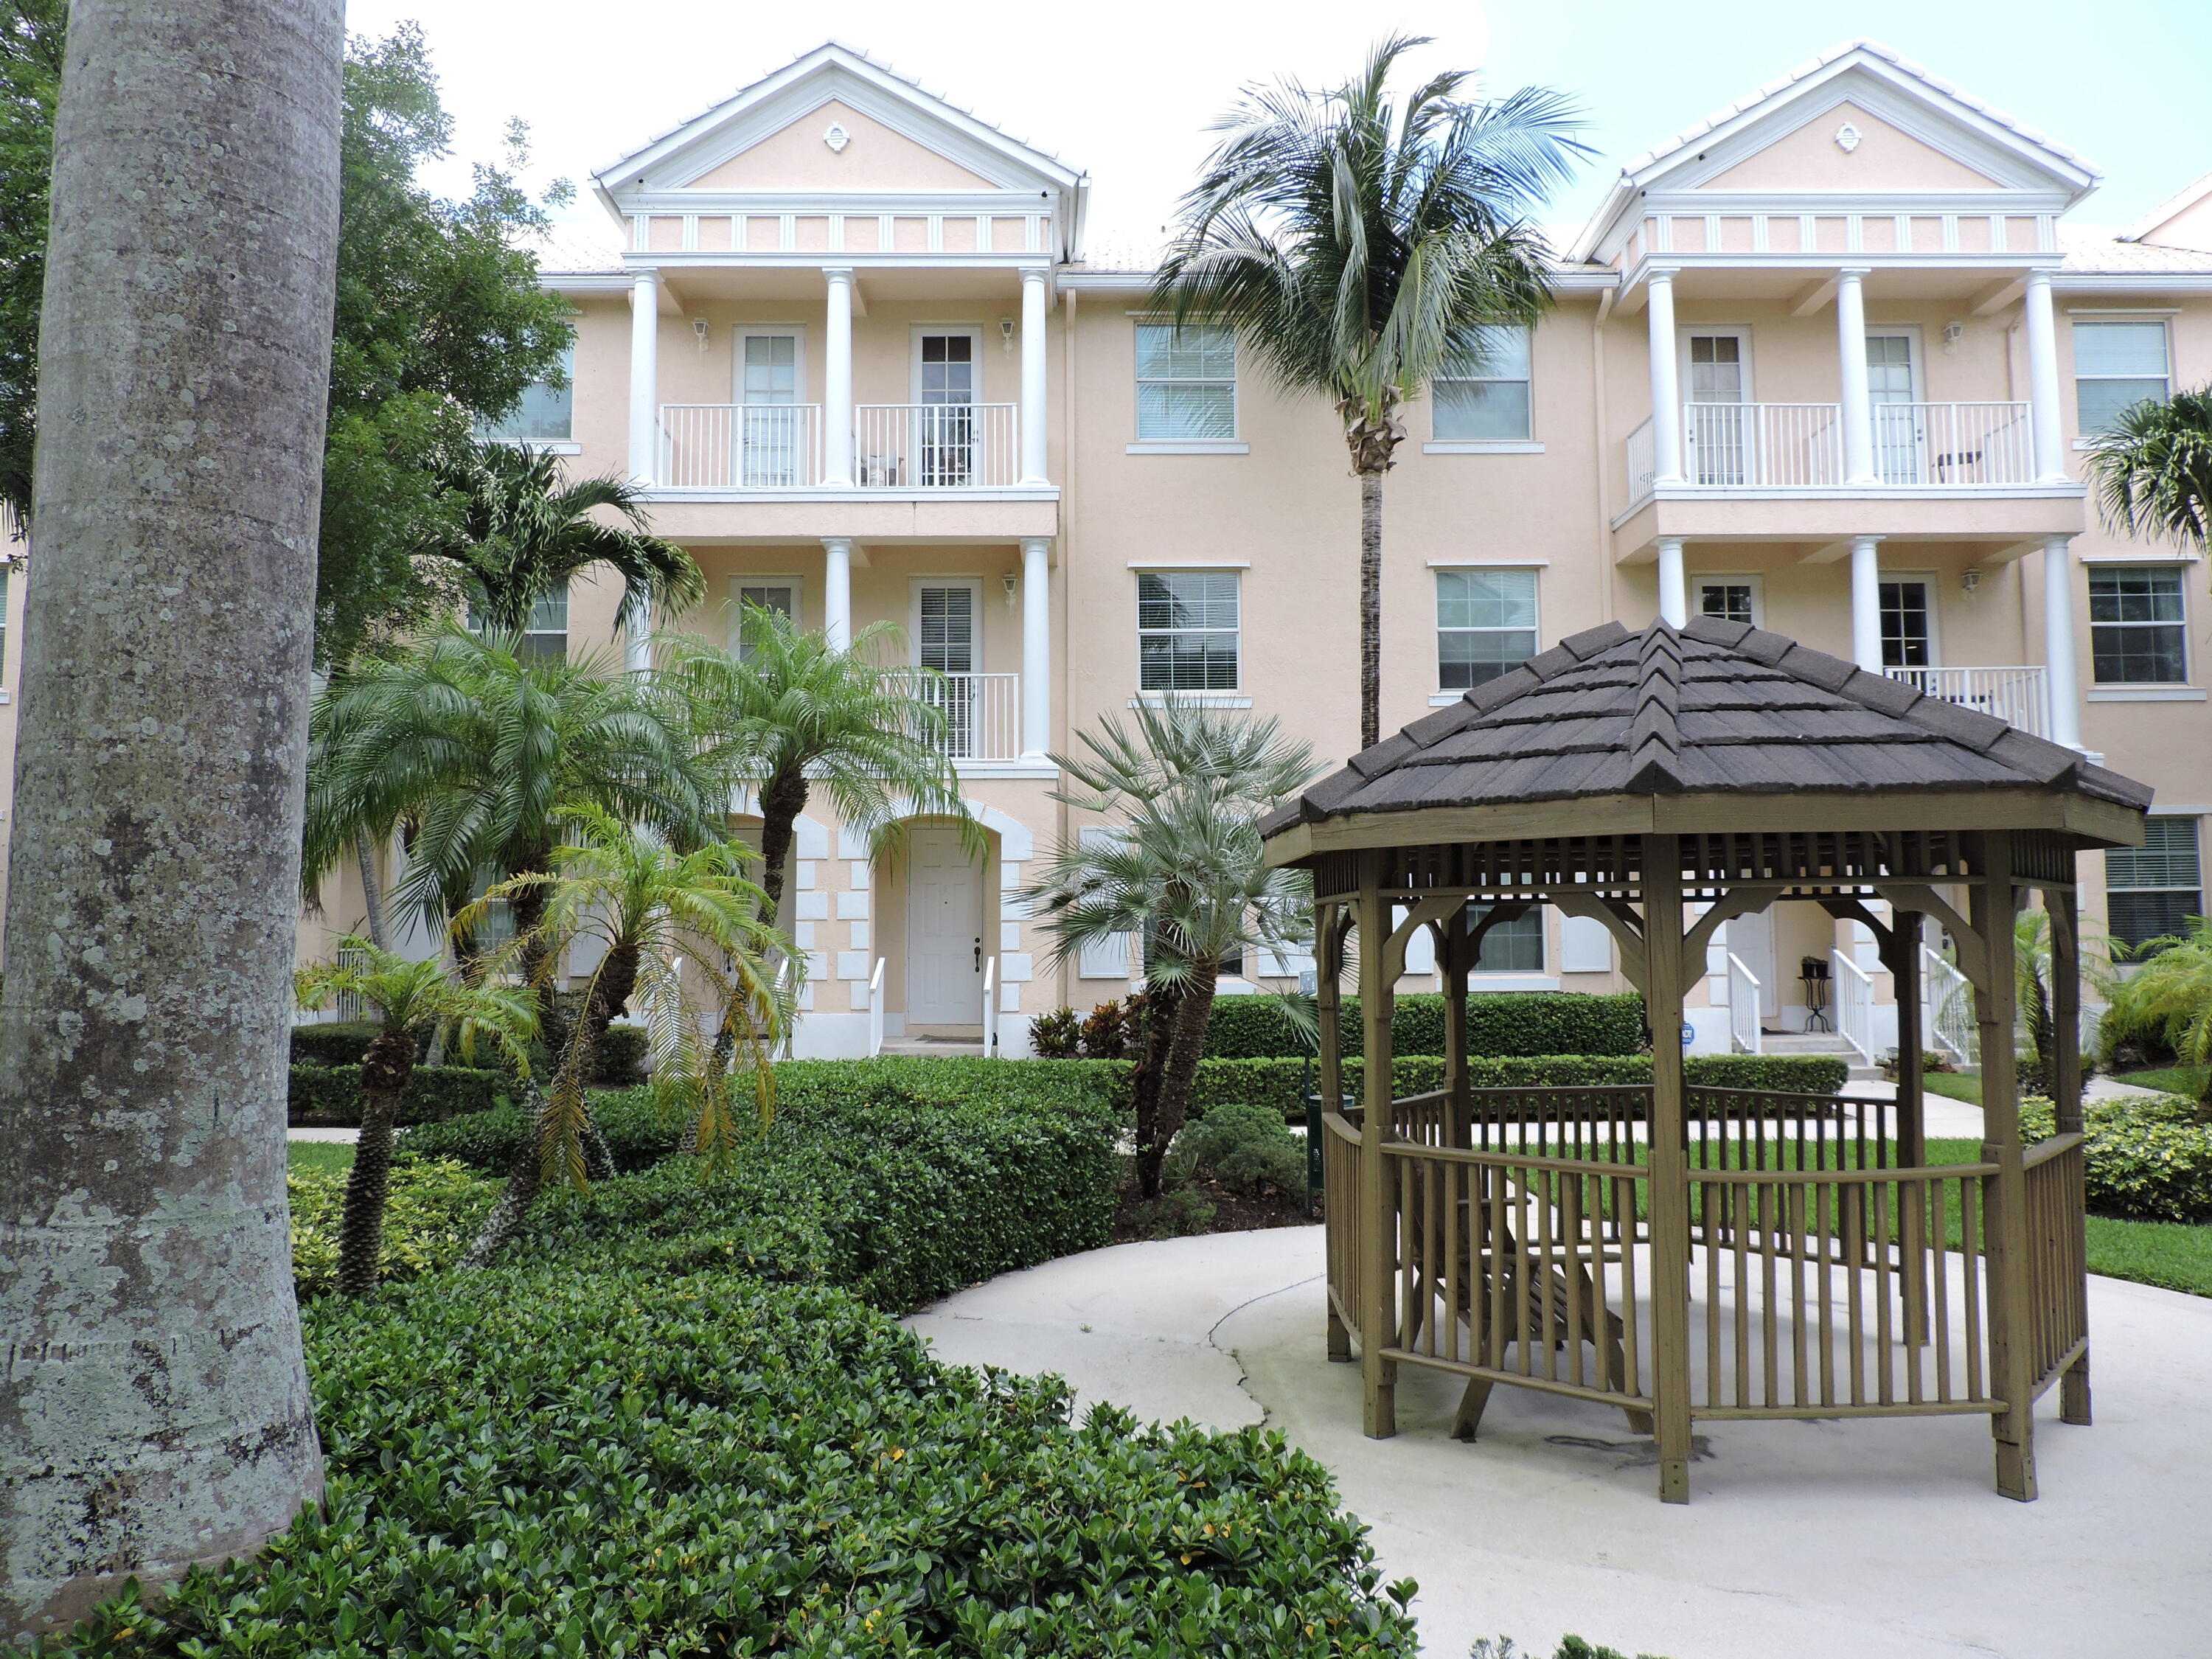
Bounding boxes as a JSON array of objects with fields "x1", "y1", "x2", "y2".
[
  {"x1": 1561, "y1": 913, "x2": 1613, "y2": 973},
  {"x1": 1077, "y1": 825, "x2": 1135, "y2": 979}
]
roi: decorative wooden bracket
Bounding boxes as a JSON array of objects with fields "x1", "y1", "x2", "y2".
[
  {"x1": 1383, "y1": 894, "x2": 1463, "y2": 984},
  {"x1": 1551, "y1": 891, "x2": 1649, "y2": 991},
  {"x1": 1873, "y1": 882, "x2": 1986, "y2": 991}
]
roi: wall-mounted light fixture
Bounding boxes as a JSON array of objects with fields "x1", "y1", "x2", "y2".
[
  {"x1": 692, "y1": 316, "x2": 711, "y2": 352},
  {"x1": 1961, "y1": 568, "x2": 1982, "y2": 594},
  {"x1": 1002, "y1": 573, "x2": 1019, "y2": 608},
  {"x1": 1942, "y1": 321, "x2": 1965, "y2": 355},
  {"x1": 999, "y1": 318, "x2": 1016, "y2": 352}
]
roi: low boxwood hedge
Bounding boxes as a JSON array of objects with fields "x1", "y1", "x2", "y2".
[
  {"x1": 1203, "y1": 991, "x2": 1646, "y2": 1060},
  {"x1": 2020, "y1": 1093, "x2": 2212, "y2": 1224},
  {"x1": 1194, "y1": 1052, "x2": 1851, "y2": 1118},
  {"x1": 291, "y1": 1018, "x2": 647, "y2": 1084},
  {"x1": 288, "y1": 1062, "x2": 514, "y2": 1128}
]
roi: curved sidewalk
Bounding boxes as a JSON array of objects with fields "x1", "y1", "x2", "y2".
[{"x1": 905, "y1": 1226, "x2": 2212, "y2": 1659}]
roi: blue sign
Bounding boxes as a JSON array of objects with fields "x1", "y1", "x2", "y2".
[{"x1": 1682, "y1": 1021, "x2": 1695, "y2": 1048}]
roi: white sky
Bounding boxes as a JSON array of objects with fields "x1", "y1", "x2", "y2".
[{"x1": 342, "y1": 0, "x2": 2212, "y2": 253}]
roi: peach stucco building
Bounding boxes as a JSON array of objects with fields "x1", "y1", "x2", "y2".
[{"x1": 10, "y1": 38, "x2": 2209, "y2": 1060}]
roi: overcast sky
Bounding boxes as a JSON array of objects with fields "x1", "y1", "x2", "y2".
[{"x1": 342, "y1": 0, "x2": 2212, "y2": 249}]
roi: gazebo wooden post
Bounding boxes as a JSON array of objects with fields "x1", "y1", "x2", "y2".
[
  {"x1": 1643, "y1": 834, "x2": 1695, "y2": 1503},
  {"x1": 1888, "y1": 909, "x2": 1929, "y2": 1345},
  {"x1": 2049, "y1": 880, "x2": 2093, "y2": 1426},
  {"x1": 1972, "y1": 832, "x2": 2037, "y2": 1501},
  {"x1": 1442, "y1": 905, "x2": 1472, "y2": 1149},
  {"x1": 1317, "y1": 902, "x2": 1352, "y2": 1363},
  {"x1": 1355, "y1": 855, "x2": 1397, "y2": 1437}
]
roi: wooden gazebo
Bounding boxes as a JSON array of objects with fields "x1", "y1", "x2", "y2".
[{"x1": 1260, "y1": 618, "x2": 2150, "y2": 1503}]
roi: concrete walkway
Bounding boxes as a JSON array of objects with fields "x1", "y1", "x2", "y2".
[
  {"x1": 906, "y1": 1228, "x2": 2212, "y2": 1658},
  {"x1": 287, "y1": 1126, "x2": 359, "y2": 1143}
]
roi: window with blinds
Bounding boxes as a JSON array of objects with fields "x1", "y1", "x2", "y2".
[
  {"x1": 2089, "y1": 567, "x2": 2187, "y2": 684},
  {"x1": 2073, "y1": 320, "x2": 2169, "y2": 434},
  {"x1": 479, "y1": 343, "x2": 574, "y2": 443},
  {"x1": 1137, "y1": 570, "x2": 1239, "y2": 690},
  {"x1": 1135, "y1": 323, "x2": 1236, "y2": 439},
  {"x1": 2107, "y1": 816, "x2": 2202, "y2": 953},
  {"x1": 1436, "y1": 568, "x2": 1538, "y2": 689},
  {"x1": 1433, "y1": 324, "x2": 1532, "y2": 439}
]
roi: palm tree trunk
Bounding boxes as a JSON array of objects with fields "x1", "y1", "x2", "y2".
[
  {"x1": 353, "y1": 835, "x2": 390, "y2": 950},
  {"x1": 0, "y1": 0, "x2": 343, "y2": 1633},
  {"x1": 1152, "y1": 967, "x2": 1221, "y2": 1185},
  {"x1": 755, "y1": 762, "x2": 810, "y2": 917},
  {"x1": 1358, "y1": 465, "x2": 1385, "y2": 753},
  {"x1": 1132, "y1": 981, "x2": 1185, "y2": 1199},
  {"x1": 335, "y1": 1032, "x2": 413, "y2": 1296}
]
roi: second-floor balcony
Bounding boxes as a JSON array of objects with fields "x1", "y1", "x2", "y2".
[
  {"x1": 660, "y1": 403, "x2": 1025, "y2": 492},
  {"x1": 1626, "y1": 400, "x2": 2035, "y2": 505},
  {"x1": 1884, "y1": 664, "x2": 2050, "y2": 739}
]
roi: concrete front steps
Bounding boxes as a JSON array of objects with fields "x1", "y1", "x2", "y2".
[
  {"x1": 876, "y1": 1035, "x2": 987, "y2": 1058},
  {"x1": 1755, "y1": 1029, "x2": 1881, "y2": 1081}
]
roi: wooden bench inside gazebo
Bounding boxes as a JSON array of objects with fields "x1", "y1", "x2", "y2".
[{"x1": 1259, "y1": 617, "x2": 2151, "y2": 1503}]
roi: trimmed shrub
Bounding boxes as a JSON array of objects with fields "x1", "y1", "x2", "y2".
[
  {"x1": 1189, "y1": 1052, "x2": 1850, "y2": 1119},
  {"x1": 1172, "y1": 1098, "x2": 1307, "y2": 1198},
  {"x1": 291, "y1": 1016, "x2": 645, "y2": 1082},
  {"x1": 1029, "y1": 1004, "x2": 1081, "y2": 1057},
  {"x1": 1202, "y1": 991, "x2": 1646, "y2": 1060},
  {"x1": 286, "y1": 1158, "x2": 497, "y2": 1298},
  {"x1": 2020, "y1": 1093, "x2": 2212, "y2": 1223},
  {"x1": 288, "y1": 1062, "x2": 513, "y2": 1127}
]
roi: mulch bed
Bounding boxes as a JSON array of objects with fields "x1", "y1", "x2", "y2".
[{"x1": 1111, "y1": 1176, "x2": 1315, "y2": 1243}]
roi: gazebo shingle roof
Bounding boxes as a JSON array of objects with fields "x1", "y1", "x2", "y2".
[{"x1": 1261, "y1": 618, "x2": 2152, "y2": 834}]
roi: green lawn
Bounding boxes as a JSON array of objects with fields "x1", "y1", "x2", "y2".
[
  {"x1": 2117, "y1": 1065, "x2": 2209, "y2": 1099},
  {"x1": 1922, "y1": 1071, "x2": 1981, "y2": 1104},
  {"x1": 288, "y1": 1141, "x2": 354, "y2": 1177}
]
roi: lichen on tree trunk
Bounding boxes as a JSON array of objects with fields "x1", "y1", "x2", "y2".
[{"x1": 0, "y1": 0, "x2": 345, "y2": 1635}]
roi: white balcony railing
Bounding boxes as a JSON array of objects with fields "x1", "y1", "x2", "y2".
[
  {"x1": 892, "y1": 670, "x2": 1022, "y2": 762},
  {"x1": 1885, "y1": 665, "x2": 2049, "y2": 738},
  {"x1": 1921, "y1": 945, "x2": 1978, "y2": 1067},
  {"x1": 1624, "y1": 400, "x2": 2037, "y2": 505},
  {"x1": 661, "y1": 404, "x2": 823, "y2": 489},
  {"x1": 855, "y1": 403, "x2": 1019, "y2": 489},
  {"x1": 1726, "y1": 953, "x2": 1763, "y2": 1056}
]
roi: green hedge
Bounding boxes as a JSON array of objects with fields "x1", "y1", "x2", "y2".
[
  {"x1": 1191, "y1": 1052, "x2": 1851, "y2": 1119},
  {"x1": 291, "y1": 1018, "x2": 647, "y2": 1084},
  {"x1": 1203, "y1": 991, "x2": 1646, "y2": 1060},
  {"x1": 287, "y1": 1158, "x2": 497, "y2": 1298},
  {"x1": 2020, "y1": 1093, "x2": 2212, "y2": 1224},
  {"x1": 288, "y1": 1062, "x2": 514, "y2": 1128}
]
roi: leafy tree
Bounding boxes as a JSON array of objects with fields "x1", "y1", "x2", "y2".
[
  {"x1": 426, "y1": 439, "x2": 704, "y2": 641},
  {"x1": 2101, "y1": 915, "x2": 2212, "y2": 1106},
  {"x1": 294, "y1": 939, "x2": 535, "y2": 1295},
  {"x1": 2084, "y1": 387, "x2": 2212, "y2": 564},
  {"x1": 0, "y1": 18, "x2": 574, "y2": 664},
  {"x1": 459, "y1": 805, "x2": 797, "y2": 1263},
  {"x1": 1020, "y1": 699, "x2": 1319, "y2": 1197},
  {"x1": 1155, "y1": 35, "x2": 1585, "y2": 749},
  {"x1": 663, "y1": 608, "x2": 977, "y2": 917}
]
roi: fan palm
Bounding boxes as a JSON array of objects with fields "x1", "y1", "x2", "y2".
[
  {"x1": 295, "y1": 939, "x2": 536, "y2": 1295},
  {"x1": 457, "y1": 804, "x2": 798, "y2": 1263},
  {"x1": 1020, "y1": 698, "x2": 1321, "y2": 1196},
  {"x1": 1154, "y1": 35, "x2": 1585, "y2": 750},
  {"x1": 2101, "y1": 915, "x2": 2212, "y2": 1106},
  {"x1": 2084, "y1": 388, "x2": 2212, "y2": 556},
  {"x1": 428, "y1": 438, "x2": 706, "y2": 641},
  {"x1": 662, "y1": 605, "x2": 978, "y2": 916},
  {"x1": 2012, "y1": 908, "x2": 2115, "y2": 1098}
]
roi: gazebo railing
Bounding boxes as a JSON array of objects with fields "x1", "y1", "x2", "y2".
[{"x1": 2023, "y1": 1133, "x2": 2090, "y2": 1394}]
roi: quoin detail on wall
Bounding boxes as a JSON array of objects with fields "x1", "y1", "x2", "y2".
[
  {"x1": 1834, "y1": 121, "x2": 1861, "y2": 153},
  {"x1": 823, "y1": 122, "x2": 850, "y2": 153}
]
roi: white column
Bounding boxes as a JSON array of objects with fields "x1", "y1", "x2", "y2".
[
  {"x1": 1836, "y1": 267, "x2": 1877, "y2": 485},
  {"x1": 822, "y1": 267, "x2": 855, "y2": 487},
  {"x1": 2024, "y1": 270, "x2": 2069, "y2": 482},
  {"x1": 1020, "y1": 536, "x2": 1051, "y2": 757},
  {"x1": 1657, "y1": 535, "x2": 1687, "y2": 627},
  {"x1": 821, "y1": 536, "x2": 852, "y2": 653},
  {"x1": 2043, "y1": 533, "x2": 2083, "y2": 749},
  {"x1": 1646, "y1": 268, "x2": 1683, "y2": 484},
  {"x1": 1848, "y1": 535, "x2": 1884, "y2": 672},
  {"x1": 1019, "y1": 268, "x2": 1050, "y2": 484},
  {"x1": 627, "y1": 269, "x2": 659, "y2": 484}
]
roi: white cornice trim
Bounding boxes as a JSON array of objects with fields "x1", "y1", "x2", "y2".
[
  {"x1": 624, "y1": 188, "x2": 1051, "y2": 215},
  {"x1": 1639, "y1": 189, "x2": 2072, "y2": 216},
  {"x1": 640, "y1": 485, "x2": 1060, "y2": 505}
]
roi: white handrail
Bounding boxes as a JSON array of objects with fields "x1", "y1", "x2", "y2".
[
  {"x1": 1834, "y1": 949, "x2": 1876, "y2": 1064},
  {"x1": 890, "y1": 669, "x2": 1023, "y2": 762},
  {"x1": 855, "y1": 403, "x2": 1020, "y2": 488},
  {"x1": 1883, "y1": 665, "x2": 2050, "y2": 739},
  {"x1": 659, "y1": 403, "x2": 821, "y2": 489},
  {"x1": 1921, "y1": 944, "x2": 1979, "y2": 1066},
  {"x1": 981, "y1": 956, "x2": 999, "y2": 1057},
  {"x1": 866, "y1": 957, "x2": 886, "y2": 1058},
  {"x1": 1726, "y1": 953, "x2": 1763, "y2": 1056}
]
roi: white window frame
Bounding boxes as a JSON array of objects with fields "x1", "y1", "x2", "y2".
[
  {"x1": 1426, "y1": 323, "x2": 1538, "y2": 452},
  {"x1": 1878, "y1": 571, "x2": 1941, "y2": 669},
  {"x1": 1134, "y1": 567, "x2": 1240, "y2": 694},
  {"x1": 909, "y1": 577, "x2": 985, "y2": 672},
  {"x1": 731, "y1": 327, "x2": 809, "y2": 404},
  {"x1": 728, "y1": 574, "x2": 804, "y2": 652},
  {"x1": 480, "y1": 341, "x2": 577, "y2": 448},
  {"x1": 2088, "y1": 564, "x2": 2189, "y2": 686},
  {"x1": 1432, "y1": 566, "x2": 1540, "y2": 698},
  {"x1": 910, "y1": 326, "x2": 984, "y2": 405},
  {"x1": 1693, "y1": 573, "x2": 1765, "y2": 628},
  {"x1": 1128, "y1": 317, "x2": 1244, "y2": 453},
  {"x1": 1678, "y1": 326, "x2": 1755, "y2": 403},
  {"x1": 2071, "y1": 317, "x2": 2170, "y2": 437},
  {"x1": 523, "y1": 580, "x2": 568, "y2": 664},
  {"x1": 2105, "y1": 814, "x2": 2203, "y2": 955}
]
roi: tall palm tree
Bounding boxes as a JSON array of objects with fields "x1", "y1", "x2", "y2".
[
  {"x1": 662, "y1": 606, "x2": 978, "y2": 917},
  {"x1": 0, "y1": 0, "x2": 342, "y2": 1632},
  {"x1": 2084, "y1": 387, "x2": 2212, "y2": 558},
  {"x1": 1155, "y1": 35, "x2": 1585, "y2": 750},
  {"x1": 1020, "y1": 699, "x2": 1320, "y2": 1197},
  {"x1": 294, "y1": 939, "x2": 536, "y2": 1295},
  {"x1": 427, "y1": 437, "x2": 706, "y2": 643},
  {"x1": 2101, "y1": 915, "x2": 2212, "y2": 1107},
  {"x1": 458, "y1": 805, "x2": 797, "y2": 1263}
]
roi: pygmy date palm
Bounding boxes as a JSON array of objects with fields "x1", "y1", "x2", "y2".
[
  {"x1": 2101, "y1": 915, "x2": 2212, "y2": 1107},
  {"x1": 294, "y1": 939, "x2": 535, "y2": 1295},
  {"x1": 1155, "y1": 35, "x2": 1585, "y2": 750}
]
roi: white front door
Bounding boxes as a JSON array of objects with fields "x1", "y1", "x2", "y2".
[
  {"x1": 1682, "y1": 328, "x2": 1751, "y2": 484},
  {"x1": 1723, "y1": 905, "x2": 1781, "y2": 1023},
  {"x1": 911, "y1": 580, "x2": 981, "y2": 758},
  {"x1": 907, "y1": 825, "x2": 981, "y2": 1026},
  {"x1": 1866, "y1": 331, "x2": 1921, "y2": 484},
  {"x1": 737, "y1": 331, "x2": 804, "y2": 487},
  {"x1": 912, "y1": 330, "x2": 981, "y2": 486}
]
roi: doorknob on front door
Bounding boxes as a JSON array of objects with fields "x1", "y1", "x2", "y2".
[{"x1": 973, "y1": 937, "x2": 982, "y2": 972}]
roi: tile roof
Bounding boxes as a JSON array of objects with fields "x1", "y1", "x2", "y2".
[
  {"x1": 2059, "y1": 224, "x2": 2212, "y2": 274},
  {"x1": 1260, "y1": 618, "x2": 2151, "y2": 837},
  {"x1": 527, "y1": 221, "x2": 628, "y2": 276}
]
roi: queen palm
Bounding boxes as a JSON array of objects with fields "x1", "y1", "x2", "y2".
[
  {"x1": 1155, "y1": 35, "x2": 1585, "y2": 750},
  {"x1": 663, "y1": 605, "x2": 978, "y2": 917},
  {"x1": 427, "y1": 437, "x2": 706, "y2": 643},
  {"x1": 458, "y1": 804, "x2": 798, "y2": 1263},
  {"x1": 1020, "y1": 699, "x2": 1320, "y2": 1197},
  {"x1": 2084, "y1": 387, "x2": 2212, "y2": 557},
  {"x1": 294, "y1": 939, "x2": 536, "y2": 1295}
]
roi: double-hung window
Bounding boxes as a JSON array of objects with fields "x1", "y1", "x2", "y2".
[
  {"x1": 1137, "y1": 570, "x2": 1239, "y2": 691},
  {"x1": 1879, "y1": 579, "x2": 1934, "y2": 668},
  {"x1": 2073, "y1": 320, "x2": 2169, "y2": 435},
  {"x1": 1436, "y1": 568, "x2": 1538, "y2": 689},
  {"x1": 1469, "y1": 903, "x2": 1545, "y2": 973},
  {"x1": 1432, "y1": 324, "x2": 1532, "y2": 440},
  {"x1": 479, "y1": 342, "x2": 575, "y2": 444},
  {"x1": 731, "y1": 577, "x2": 799, "y2": 659},
  {"x1": 2089, "y1": 567, "x2": 2187, "y2": 684},
  {"x1": 2106, "y1": 816, "x2": 2203, "y2": 953},
  {"x1": 1135, "y1": 323, "x2": 1236, "y2": 440},
  {"x1": 466, "y1": 579, "x2": 568, "y2": 664}
]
